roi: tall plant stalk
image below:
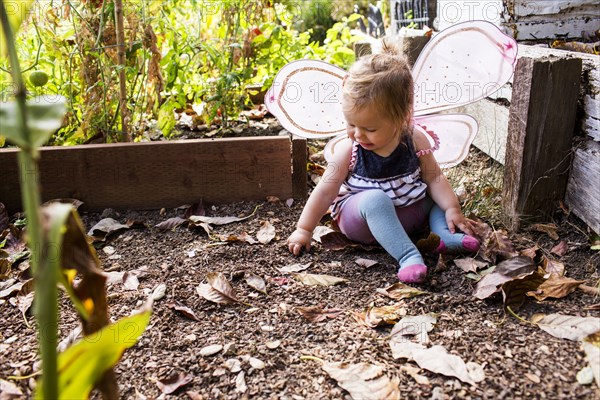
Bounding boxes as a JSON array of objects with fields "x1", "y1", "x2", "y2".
[
  {"x1": 0, "y1": 1, "x2": 58, "y2": 398},
  {"x1": 114, "y1": 0, "x2": 130, "y2": 141}
]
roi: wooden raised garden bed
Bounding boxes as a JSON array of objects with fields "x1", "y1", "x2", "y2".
[{"x1": 0, "y1": 136, "x2": 307, "y2": 215}]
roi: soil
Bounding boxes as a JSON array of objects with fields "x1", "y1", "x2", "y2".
[{"x1": 1, "y1": 150, "x2": 599, "y2": 400}]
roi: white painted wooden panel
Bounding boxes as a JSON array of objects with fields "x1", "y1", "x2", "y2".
[{"x1": 513, "y1": 0, "x2": 599, "y2": 17}]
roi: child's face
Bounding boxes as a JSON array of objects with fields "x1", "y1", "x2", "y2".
[{"x1": 342, "y1": 101, "x2": 401, "y2": 156}]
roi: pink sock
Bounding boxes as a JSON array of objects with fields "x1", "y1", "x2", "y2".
[
  {"x1": 435, "y1": 240, "x2": 447, "y2": 254},
  {"x1": 462, "y1": 236, "x2": 480, "y2": 252},
  {"x1": 397, "y1": 264, "x2": 428, "y2": 283}
]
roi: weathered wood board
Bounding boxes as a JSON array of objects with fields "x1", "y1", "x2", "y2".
[
  {"x1": 0, "y1": 136, "x2": 306, "y2": 214},
  {"x1": 565, "y1": 141, "x2": 600, "y2": 234},
  {"x1": 503, "y1": 0, "x2": 600, "y2": 41},
  {"x1": 502, "y1": 56, "x2": 582, "y2": 229}
]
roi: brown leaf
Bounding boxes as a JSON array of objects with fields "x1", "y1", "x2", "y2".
[
  {"x1": 473, "y1": 256, "x2": 536, "y2": 300},
  {"x1": 257, "y1": 220, "x2": 276, "y2": 244},
  {"x1": 540, "y1": 255, "x2": 565, "y2": 277},
  {"x1": 454, "y1": 257, "x2": 488, "y2": 273},
  {"x1": 322, "y1": 361, "x2": 401, "y2": 400},
  {"x1": 376, "y1": 282, "x2": 427, "y2": 300},
  {"x1": 292, "y1": 273, "x2": 348, "y2": 286},
  {"x1": 552, "y1": 40, "x2": 599, "y2": 55},
  {"x1": 42, "y1": 203, "x2": 109, "y2": 336},
  {"x1": 411, "y1": 345, "x2": 480, "y2": 385},
  {"x1": 296, "y1": 305, "x2": 344, "y2": 323},
  {"x1": 320, "y1": 231, "x2": 376, "y2": 251},
  {"x1": 526, "y1": 275, "x2": 585, "y2": 301},
  {"x1": 502, "y1": 270, "x2": 546, "y2": 311},
  {"x1": 532, "y1": 313, "x2": 600, "y2": 341},
  {"x1": 355, "y1": 258, "x2": 379, "y2": 269},
  {"x1": 87, "y1": 217, "x2": 132, "y2": 241},
  {"x1": 156, "y1": 372, "x2": 193, "y2": 394},
  {"x1": 155, "y1": 217, "x2": 188, "y2": 230},
  {"x1": 245, "y1": 273, "x2": 267, "y2": 295},
  {"x1": 167, "y1": 302, "x2": 201, "y2": 321},
  {"x1": 216, "y1": 232, "x2": 257, "y2": 244},
  {"x1": 520, "y1": 245, "x2": 540, "y2": 259},
  {"x1": 183, "y1": 201, "x2": 206, "y2": 218},
  {"x1": 469, "y1": 217, "x2": 517, "y2": 263},
  {"x1": 353, "y1": 304, "x2": 407, "y2": 328},
  {"x1": 551, "y1": 240, "x2": 569, "y2": 257},
  {"x1": 529, "y1": 223, "x2": 559, "y2": 240},
  {"x1": 189, "y1": 213, "x2": 254, "y2": 226},
  {"x1": 196, "y1": 272, "x2": 241, "y2": 305},
  {"x1": 278, "y1": 262, "x2": 312, "y2": 273}
]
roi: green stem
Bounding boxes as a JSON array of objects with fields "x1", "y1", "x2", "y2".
[{"x1": 0, "y1": 2, "x2": 58, "y2": 398}]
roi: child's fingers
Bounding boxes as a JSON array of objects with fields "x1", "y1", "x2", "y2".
[{"x1": 447, "y1": 219, "x2": 456, "y2": 234}]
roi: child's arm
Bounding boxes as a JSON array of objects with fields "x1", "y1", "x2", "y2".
[
  {"x1": 288, "y1": 138, "x2": 353, "y2": 255},
  {"x1": 413, "y1": 130, "x2": 473, "y2": 235}
]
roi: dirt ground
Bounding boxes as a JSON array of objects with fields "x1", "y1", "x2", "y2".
[{"x1": 1, "y1": 148, "x2": 599, "y2": 399}]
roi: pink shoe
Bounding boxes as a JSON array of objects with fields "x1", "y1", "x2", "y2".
[
  {"x1": 397, "y1": 264, "x2": 428, "y2": 283},
  {"x1": 462, "y1": 236, "x2": 480, "y2": 252}
]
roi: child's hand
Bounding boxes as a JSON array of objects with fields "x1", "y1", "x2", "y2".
[
  {"x1": 287, "y1": 228, "x2": 312, "y2": 256},
  {"x1": 445, "y1": 207, "x2": 473, "y2": 235}
]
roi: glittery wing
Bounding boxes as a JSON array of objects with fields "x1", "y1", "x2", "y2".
[
  {"x1": 412, "y1": 20, "x2": 518, "y2": 116},
  {"x1": 414, "y1": 114, "x2": 477, "y2": 169},
  {"x1": 264, "y1": 59, "x2": 348, "y2": 139}
]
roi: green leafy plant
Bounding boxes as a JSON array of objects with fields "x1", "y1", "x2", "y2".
[{"x1": 0, "y1": 1, "x2": 150, "y2": 398}]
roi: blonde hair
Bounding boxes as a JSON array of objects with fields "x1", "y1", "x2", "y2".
[{"x1": 342, "y1": 37, "x2": 414, "y2": 129}]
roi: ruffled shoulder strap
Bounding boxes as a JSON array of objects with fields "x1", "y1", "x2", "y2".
[{"x1": 414, "y1": 122, "x2": 440, "y2": 158}]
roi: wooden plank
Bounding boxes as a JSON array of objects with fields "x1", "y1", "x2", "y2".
[
  {"x1": 565, "y1": 141, "x2": 600, "y2": 234},
  {"x1": 505, "y1": 19, "x2": 600, "y2": 41},
  {"x1": 292, "y1": 136, "x2": 308, "y2": 199},
  {"x1": 511, "y1": 0, "x2": 598, "y2": 17},
  {"x1": 502, "y1": 56, "x2": 582, "y2": 229},
  {"x1": 0, "y1": 137, "x2": 294, "y2": 214}
]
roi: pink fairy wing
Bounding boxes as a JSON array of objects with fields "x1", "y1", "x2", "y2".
[
  {"x1": 264, "y1": 59, "x2": 348, "y2": 139},
  {"x1": 412, "y1": 20, "x2": 517, "y2": 116},
  {"x1": 413, "y1": 114, "x2": 478, "y2": 169}
]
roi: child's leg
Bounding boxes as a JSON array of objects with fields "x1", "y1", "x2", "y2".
[
  {"x1": 337, "y1": 190, "x2": 427, "y2": 283},
  {"x1": 429, "y1": 204, "x2": 479, "y2": 253}
]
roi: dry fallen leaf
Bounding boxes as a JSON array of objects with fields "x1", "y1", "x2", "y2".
[
  {"x1": 550, "y1": 240, "x2": 569, "y2": 257},
  {"x1": 411, "y1": 345, "x2": 481, "y2": 385},
  {"x1": 540, "y1": 255, "x2": 565, "y2": 277},
  {"x1": 257, "y1": 220, "x2": 276, "y2": 244},
  {"x1": 155, "y1": 217, "x2": 188, "y2": 230},
  {"x1": 155, "y1": 372, "x2": 193, "y2": 394},
  {"x1": 531, "y1": 314, "x2": 600, "y2": 341},
  {"x1": 526, "y1": 274, "x2": 585, "y2": 301},
  {"x1": 454, "y1": 257, "x2": 488, "y2": 274},
  {"x1": 501, "y1": 270, "x2": 546, "y2": 311},
  {"x1": 530, "y1": 223, "x2": 559, "y2": 240},
  {"x1": 87, "y1": 218, "x2": 133, "y2": 242},
  {"x1": 355, "y1": 258, "x2": 379, "y2": 269},
  {"x1": 278, "y1": 262, "x2": 312, "y2": 273},
  {"x1": 376, "y1": 282, "x2": 427, "y2": 300},
  {"x1": 353, "y1": 304, "x2": 407, "y2": 328},
  {"x1": 389, "y1": 314, "x2": 437, "y2": 359},
  {"x1": 321, "y1": 361, "x2": 401, "y2": 400},
  {"x1": 245, "y1": 273, "x2": 267, "y2": 295},
  {"x1": 401, "y1": 365, "x2": 430, "y2": 386},
  {"x1": 292, "y1": 273, "x2": 348, "y2": 286},
  {"x1": 473, "y1": 256, "x2": 536, "y2": 300},
  {"x1": 197, "y1": 272, "x2": 241, "y2": 305},
  {"x1": 167, "y1": 302, "x2": 200, "y2": 321},
  {"x1": 296, "y1": 305, "x2": 345, "y2": 323},
  {"x1": 320, "y1": 231, "x2": 376, "y2": 251}
]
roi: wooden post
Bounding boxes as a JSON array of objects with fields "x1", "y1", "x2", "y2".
[
  {"x1": 292, "y1": 135, "x2": 308, "y2": 199},
  {"x1": 502, "y1": 56, "x2": 582, "y2": 229}
]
